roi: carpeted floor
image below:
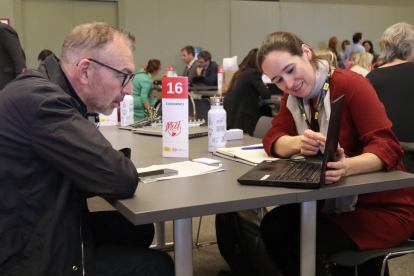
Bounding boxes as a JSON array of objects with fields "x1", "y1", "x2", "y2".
[{"x1": 88, "y1": 196, "x2": 414, "y2": 276}]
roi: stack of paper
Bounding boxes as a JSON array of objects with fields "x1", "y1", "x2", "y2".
[
  {"x1": 137, "y1": 161, "x2": 224, "y2": 183},
  {"x1": 213, "y1": 144, "x2": 304, "y2": 166},
  {"x1": 213, "y1": 144, "x2": 278, "y2": 166}
]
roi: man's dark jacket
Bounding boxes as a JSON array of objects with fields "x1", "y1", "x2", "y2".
[
  {"x1": 0, "y1": 55, "x2": 138, "y2": 275},
  {"x1": 202, "y1": 61, "x2": 218, "y2": 86},
  {"x1": 0, "y1": 22, "x2": 26, "y2": 90}
]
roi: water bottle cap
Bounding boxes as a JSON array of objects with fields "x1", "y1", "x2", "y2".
[{"x1": 210, "y1": 96, "x2": 224, "y2": 106}]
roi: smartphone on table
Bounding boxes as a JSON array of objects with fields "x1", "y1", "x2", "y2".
[{"x1": 138, "y1": 169, "x2": 178, "y2": 181}]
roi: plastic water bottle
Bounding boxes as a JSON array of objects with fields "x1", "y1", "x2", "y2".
[
  {"x1": 208, "y1": 96, "x2": 226, "y2": 152},
  {"x1": 120, "y1": 94, "x2": 134, "y2": 126}
]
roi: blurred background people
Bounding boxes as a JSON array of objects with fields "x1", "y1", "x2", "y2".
[
  {"x1": 350, "y1": 52, "x2": 373, "y2": 77},
  {"x1": 343, "y1": 32, "x2": 365, "y2": 60},
  {"x1": 223, "y1": 48, "x2": 271, "y2": 136},
  {"x1": 0, "y1": 22, "x2": 26, "y2": 90},
  {"x1": 196, "y1": 51, "x2": 218, "y2": 86},
  {"x1": 366, "y1": 22, "x2": 414, "y2": 171},
  {"x1": 328, "y1": 37, "x2": 340, "y2": 61},
  {"x1": 132, "y1": 59, "x2": 161, "y2": 121},
  {"x1": 372, "y1": 55, "x2": 385, "y2": 69},
  {"x1": 339, "y1": 39, "x2": 350, "y2": 61},
  {"x1": 363, "y1": 40, "x2": 377, "y2": 57},
  {"x1": 181, "y1": 45, "x2": 197, "y2": 83},
  {"x1": 344, "y1": 51, "x2": 359, "y2": 69},
  {"x1": 38, "y1": 49, "x2": 54, "y2": 63}
]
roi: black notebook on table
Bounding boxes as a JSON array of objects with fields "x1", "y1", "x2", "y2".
[{"x1": 238, "y1": 94, "x2": 345, "y2": 189}]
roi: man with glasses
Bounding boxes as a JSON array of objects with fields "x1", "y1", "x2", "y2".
[{"x1": 0, "y1": 22, "x2": 174, "y2": 276}]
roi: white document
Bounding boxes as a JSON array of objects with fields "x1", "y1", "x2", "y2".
[
  {"x1": 215, "y1": 144, "x2": 304, "y2": 165},
  {"x1": 137, "y1": 161, "x2": 224, "y2": 183}
]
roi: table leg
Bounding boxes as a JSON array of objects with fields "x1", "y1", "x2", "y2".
[
  {"x1": 150, "y1": 222, "x2": 174, "y2": 250},
  {"x1": 174, "y1": 218, "x2": 193, "y2": 276},
  {"x1": 300, "y1": 201, "x2": 317, "y2": 276}
]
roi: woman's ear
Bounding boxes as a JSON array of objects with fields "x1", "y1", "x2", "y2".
[{"x1": 302, "y1": 44, "x2": 313, "y2": 61}]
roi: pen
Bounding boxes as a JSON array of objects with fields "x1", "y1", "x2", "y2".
[
  {"x1": 96, "y1": 122, "x2": 100, "y2": 129},
  {"x1": 241, "y1": 146, "x2": 264, "y2": 150}
]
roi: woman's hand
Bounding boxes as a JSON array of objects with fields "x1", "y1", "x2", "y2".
[
  {"x1": 325, "y1": 148, "x2": 348, "y2": 184},
  {"x1": 300, "y1": 129, "x2": 326, "y2": 156}
]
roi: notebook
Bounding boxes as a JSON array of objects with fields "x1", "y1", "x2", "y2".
[
  {"x1": 213, "y1": 144, "x2": 298, "y2": 166},
  {"x1": 132, "y1": 125, "x2": 209, "y2": 139},
  {"x1": 237, "y1": 94, "x2": 345, "y2": 189}
]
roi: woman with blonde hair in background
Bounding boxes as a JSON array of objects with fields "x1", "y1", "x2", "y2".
[
  {"x1": 343, "y1": 51, "x2": 359, "y2": 69},
  {"x1": 350, "y1": 52, "x2": 373, "y2": 77}
]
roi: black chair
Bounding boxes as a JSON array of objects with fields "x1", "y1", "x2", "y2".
[
  {"x1": 193, "y1": 98, "x2": 210, "y2": 122},
  {"x1": 329, "y1": 142, "x2": 414, "y2": 276},
  {"x1": 253, "y1": 116, "x2": 273, "y2": 139}
]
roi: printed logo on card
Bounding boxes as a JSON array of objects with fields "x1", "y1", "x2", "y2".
[
  {"x1": 163, "y1": 147, "x2": 171, "y2": 152},
  {"x1": 165, "y1": 121, "x2": 183, "y2": 137}
]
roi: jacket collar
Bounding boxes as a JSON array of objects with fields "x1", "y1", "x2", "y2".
[{"x1": 38, "y1": 55, "x2": 88, "y2": 116}]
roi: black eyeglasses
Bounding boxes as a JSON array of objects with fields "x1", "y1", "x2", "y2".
[{"x1": 77, "y1": 58, "x2": 135, "y2": 87}]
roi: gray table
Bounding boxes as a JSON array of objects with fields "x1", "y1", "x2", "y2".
[{"x1": 100, "y1": 126, "x2": 414, "y2": 276}]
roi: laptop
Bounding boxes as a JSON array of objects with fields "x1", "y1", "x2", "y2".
[
  {"x1": 267, "y1": 83, "x2": 283, "y2": 96},
  {"x1": 191, "y1": 76, "x2": 206, "y2": 87},
  {"x1": 238, "y1": 94, "x2": 345, "y2": 189},
  {"x1": 132, "y1": 125, "x2": 209, "y2": 139}
]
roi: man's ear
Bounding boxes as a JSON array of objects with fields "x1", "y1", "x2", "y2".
[
  {"x1": 301, "y1": 44, "x2": 313, "y2": 61},
  {"x1": 77, "y1": 59, "x2": 92, "y2": 85}
]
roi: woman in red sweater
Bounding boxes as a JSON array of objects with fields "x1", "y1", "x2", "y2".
[{"x1": 258, "y1": 32, "x2": 414, "y2": 276}]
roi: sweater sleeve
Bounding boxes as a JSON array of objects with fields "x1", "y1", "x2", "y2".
[
  {"x1": 262, "y1": 93, "x2": 297, "y2": 157},
  {"x1": 139, "y1": 77, "x2": 153, "y2": 105},
  {"x1": 340, "y1": 74, "x2": 404, "y2": 171}
]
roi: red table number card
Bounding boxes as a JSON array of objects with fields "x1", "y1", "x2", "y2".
[{"x1": 162, "y1": 77, "x2": 189, "y2": 157}]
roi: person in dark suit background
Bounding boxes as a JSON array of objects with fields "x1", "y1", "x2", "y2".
[
  {"x1": 38, "y1": 49, "x2": 54, "y2": 63},
  {"x1": 0, "y1": 22, "x2": 26, "y2": 90},
  {"x1": 196, "y1": 50, "x2": 218, "y2": 86},
  {"x1": 181, "y1": 45, "x2": 198, "y2": 83},
  {"x1": 223, "y1": 48, "x2": 271, "y2": 136}
]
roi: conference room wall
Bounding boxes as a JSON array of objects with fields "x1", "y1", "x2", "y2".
[
  {"x1": 2, "y1": 0, "x2": 414, "y2": 72},
  {"x1": 123, "y1": 0, "x2": 230, "y2": 77},
  {"x1": 231, "y1": 1, "x2": 414, "y2": 62},
  {"x1": 19, "y1": 0, "x2": 118, "y2": 69}
]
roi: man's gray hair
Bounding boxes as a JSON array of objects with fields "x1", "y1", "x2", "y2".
[
  {"x1": 61, "y1": 22, "x2": 135, "y2": 66},
  {"x1": 379, "y1": 22, "x2": 414, "y2": 63}
]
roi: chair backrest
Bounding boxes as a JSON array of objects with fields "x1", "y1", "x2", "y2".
[
  {"x1": 193, "y1": 98, "x2": 210, "y2": 122},
  {"x1": 253, "y1": 116, "x2": 273, "y2": 139}
]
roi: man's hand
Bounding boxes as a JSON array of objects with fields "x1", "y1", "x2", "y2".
[
  {"x1": 300, "y1": 129, "x2": 326, "y2": 156},
  {"x1": 196, "y1": 67, "x2": 203, "y2": 76},
  {"x1": 325, "y1": 148, "x2": 348, "y2": 184}
]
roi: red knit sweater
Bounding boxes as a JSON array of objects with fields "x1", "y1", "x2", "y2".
[{"x1": 263, "y1": 68, "x2": 414, "y2": 250}]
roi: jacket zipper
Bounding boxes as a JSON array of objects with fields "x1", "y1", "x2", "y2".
[{"x1": 80, "y1": 223, "x2": 85, "y2": 275}]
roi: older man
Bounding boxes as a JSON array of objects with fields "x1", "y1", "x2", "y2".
[{"x1": 0, "y1": 23, "x2": 174, "y2": 276}]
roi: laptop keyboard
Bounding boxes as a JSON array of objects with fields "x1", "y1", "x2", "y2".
[{"x1": 271, "y1": 162, "x2": 322, "y2": 181}]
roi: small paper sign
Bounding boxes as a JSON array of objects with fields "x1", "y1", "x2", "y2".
[
  {"x1": 218, "y1": 66, "x2": 223, "y2": 91},
  {"x1": 167, "y1": 66, "x2": 174, "y2": 77},
  {"x1": 0, "y1": 19, "x2": 10, "y2": 25},
  {"x1": 162, "y1": 77, "x2": 189, "y2": 157}
]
